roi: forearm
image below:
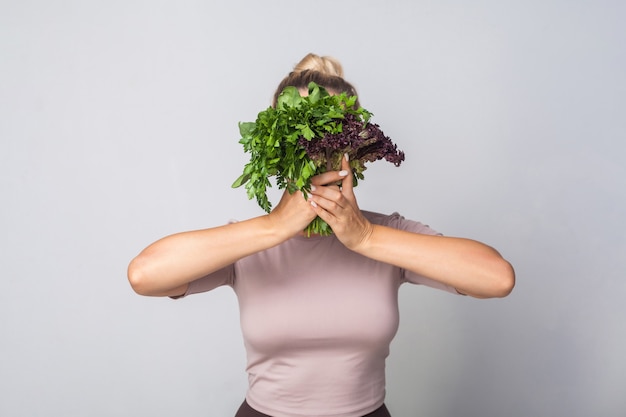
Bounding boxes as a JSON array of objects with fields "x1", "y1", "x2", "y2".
[
  {"x1": 354, "y1": 224, "x2": 515, "y2": 298},
  {"x1": 127, "y1": 214, "x2": 286, "y2": 296}
]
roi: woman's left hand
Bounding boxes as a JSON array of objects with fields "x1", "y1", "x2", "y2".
[{"x1": 308, "y1": 154, "x2": 373, "y2": 249}]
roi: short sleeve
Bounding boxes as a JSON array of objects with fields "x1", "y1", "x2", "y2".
[{"x1": 172, "y1": 264, "x2": 235, "y2": 299}]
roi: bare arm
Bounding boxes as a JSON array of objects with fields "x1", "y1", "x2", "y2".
[
  {"x1": 351, "y1": 227, "x2": 514, "y2": 298},
  {"x1": 127, "y1": 188, "x2": 318, "y2": 297},
  {"x1": 309, "y1": 154, "x2": 515, "y2": 299}
]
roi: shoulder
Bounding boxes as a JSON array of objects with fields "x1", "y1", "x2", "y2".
[{"x1": 362, "y1": 210, "x2": 441, "y2": 236}]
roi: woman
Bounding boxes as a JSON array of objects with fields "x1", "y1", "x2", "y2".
[{"x1": 128, "y1": 53, "x2": 515, "y2": 417}]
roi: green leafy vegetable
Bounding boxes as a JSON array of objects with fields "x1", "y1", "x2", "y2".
[{"x1": 232, "y1": 82, "x2": 404, "y2": 236}]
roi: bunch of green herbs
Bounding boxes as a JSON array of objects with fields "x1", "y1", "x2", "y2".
[{"x1": 232, "y1": 82, "x2": 404, "y2": 236}]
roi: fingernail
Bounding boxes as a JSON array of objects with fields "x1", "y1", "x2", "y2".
[
  {"x1": 310, "y1": 200, "x2": 318, "y2": 208},
  {"x1": 338, "y1": 170, "x2": 348, "y2": 177},
  {"x1": 310, "y1": 185, "x2": 317, "y2": 191},
  {"x1": 344, "y1": 153, "x2": 349, "y2": 162}
]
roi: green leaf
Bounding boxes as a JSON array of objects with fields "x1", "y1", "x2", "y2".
[
  {"x1": 299, "y1": 124, "x2": 315, "y2": 140},
  {"x1": 231, "y1": 173, "x2": 250, "y2": 188},
  {"x1": 239, "y1": 121, "x2": 256, "y2": 136},
  {"x1": 307, "y1": 82, "x2": 321, "y2": 103},
  {"x1": 276, "y1": 86, "x2": 302, "y2": 109}
]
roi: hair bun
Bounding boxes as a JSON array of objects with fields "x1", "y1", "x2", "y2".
[
  {"x1": 272, "y1": 53, "x2": 358, "y2": 107},
  {"x1": 293, "y1": 53, "x2": 344, "y2": 78}
]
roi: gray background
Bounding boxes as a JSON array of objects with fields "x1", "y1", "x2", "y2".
[{"x1": 1, "y1": 1, "x2": 624, "y2": 416}]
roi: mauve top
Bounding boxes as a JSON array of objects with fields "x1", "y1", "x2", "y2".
[{"x1": 179, "y1": 211, "x2": 458, "y2": 417}]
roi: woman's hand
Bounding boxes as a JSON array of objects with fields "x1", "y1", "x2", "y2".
[
  {"x1": 268, "y1": 187, "x2": 319, "y2": 240},
  {"x1": 308, "y1": 153, "x2": 373, "y2": 249}
]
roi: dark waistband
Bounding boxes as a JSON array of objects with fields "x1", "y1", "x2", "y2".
[{"x1": 235, "y1": 399, "x2": 391, "y2": 417}]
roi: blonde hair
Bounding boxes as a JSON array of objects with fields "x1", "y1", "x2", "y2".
[
  {"x1": 272, "y1": 53, "x2": 359, "y2": 107},
  {"x1": 293, "y1": 53, "x2": 344, "y2": 77}
]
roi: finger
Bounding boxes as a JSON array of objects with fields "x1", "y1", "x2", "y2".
[
  {"x1": 310, "y1": 169, "x2": 350, "y2": 186},
  {"x1": 311, "y1": 189, "x2": 342, "y2": 211},
  {"x1": 340, "y1": 153, "x2": 353, "y2": 194},
  {"x1": 310, "y1": 199, "x2": 335, "y2": 226},
  {"x1": 309, "y1": 185, "x2": 344, "y2": 211}
]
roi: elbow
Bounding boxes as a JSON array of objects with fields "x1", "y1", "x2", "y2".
[
  {"x1": 127, "y1": 255, "x2": 153, "y2": 296},
  {"x1": 466, "y1": 257, "x2": 515, "y2": 299},
  {"x1": 492, "y1": 259, "x2": 515, "y2": 298}
]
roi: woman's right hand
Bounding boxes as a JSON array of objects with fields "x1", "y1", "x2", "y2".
[{"x1": 267, "y1": 188, "x2": 318, "y2": 239}]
